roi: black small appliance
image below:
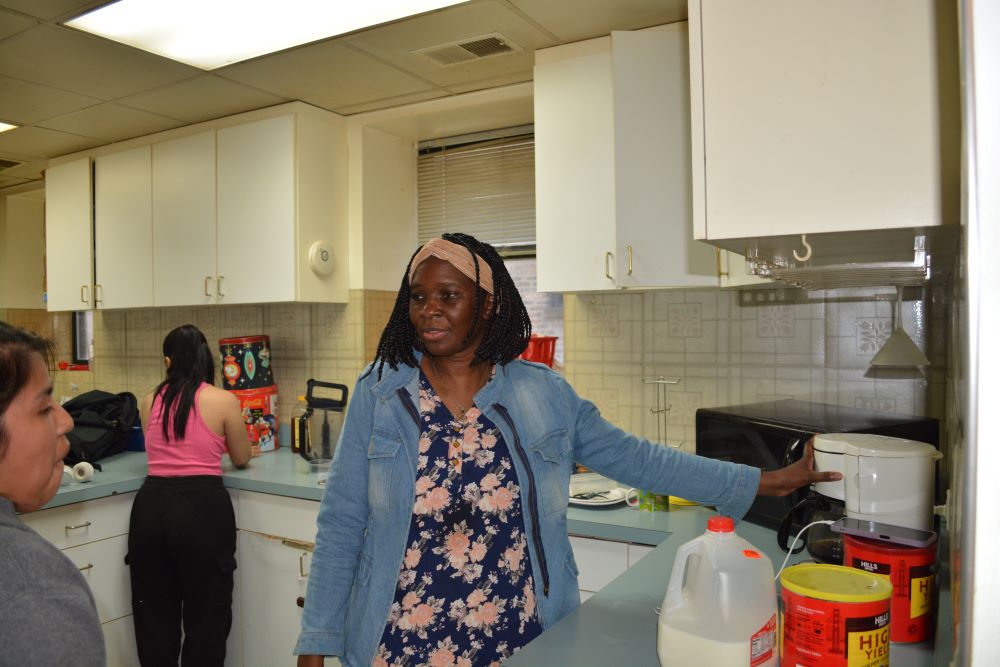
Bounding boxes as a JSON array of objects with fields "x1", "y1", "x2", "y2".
[{"x1": 695, "y1": 399, "x2": 939, "y2": 560}]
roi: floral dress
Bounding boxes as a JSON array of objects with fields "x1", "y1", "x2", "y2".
[{"x1": 373, "y1": 372, "x2": 543, "y2": 667}]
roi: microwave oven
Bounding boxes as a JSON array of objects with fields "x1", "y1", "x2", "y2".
[{"x1": 695, "y1": 400, "x2": 940, "y2": 531}]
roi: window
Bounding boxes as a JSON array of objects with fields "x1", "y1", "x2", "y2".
[{"x1": 416, "y1": 128, "x2": 563, "y2": 366}]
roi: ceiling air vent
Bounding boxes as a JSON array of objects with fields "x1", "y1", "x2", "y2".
[{"x1": 414, "y1": 33, "x2": 522, "y2": 67}]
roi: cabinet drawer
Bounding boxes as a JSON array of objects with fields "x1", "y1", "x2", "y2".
[
  {"x1": 102, "y1": 614, "x2": 139, "y2": 667},
  {"x1": 21, "y1": 493, "x2": 134, "y2": 550},
  {"x1": 569, "y1": 536, "x2": 628, "y2": 592},
  {"x1": 237, "y1": 491, "x2": 319, "y2": 543},
  {"x1": 65, "y1": 534, "x2": 131, "y2": 623}
]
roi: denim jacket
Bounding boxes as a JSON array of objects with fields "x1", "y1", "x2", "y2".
[{"x1": 294, "y1": 358, "x2": 761, "y2": 665}]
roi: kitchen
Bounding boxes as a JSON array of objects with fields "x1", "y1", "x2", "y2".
[{"x1": 0, "y1": 0, "x2": 997, "y2": 666}]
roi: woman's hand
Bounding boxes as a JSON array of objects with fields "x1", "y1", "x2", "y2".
[
  {"x1": 297, "y1": 656, "x2": 325, "y2": 667},
  {"x1": 757, "y1": 439, "x2": 842, "y2": 496}
]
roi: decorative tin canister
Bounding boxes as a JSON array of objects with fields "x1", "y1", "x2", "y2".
[
  {"x1": 219, "y1": 335, "x2": 274, "y2": 390},
  {"x1": 231, "y1": 385, "x2": 279, "y2": 453}
]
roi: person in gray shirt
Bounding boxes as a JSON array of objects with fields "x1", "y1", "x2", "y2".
[{"x1": 0, "y1": 321, "x2": 105, "y2": 666}]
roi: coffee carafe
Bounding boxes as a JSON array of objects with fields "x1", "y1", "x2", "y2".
[
  {"x1": 295, "y1": 380, "x2": 349, "y2": 463},
  {"x1": 779, "y1": 432, "x2": 941, "y2": 563}
]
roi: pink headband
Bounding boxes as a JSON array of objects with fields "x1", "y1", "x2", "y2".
[{"x1": 408, "y1": 238, "x2": 495, "y2": 294}]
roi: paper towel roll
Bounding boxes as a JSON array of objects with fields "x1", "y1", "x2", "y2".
[
  {"x1": 72, "y1": 461, "x2": 94, "y2": 483},
  {"x1": 61, "y1": 465, "x2": 74, "y2": 486}
]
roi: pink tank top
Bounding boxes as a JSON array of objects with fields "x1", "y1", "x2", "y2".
[{"x1": 145, "y1": 383, "x2": 228, "y2": 477}]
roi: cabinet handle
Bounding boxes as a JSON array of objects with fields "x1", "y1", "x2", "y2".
[
  {"x1": 299, "y1": 551, "x2": 309, "y2": 578},
  {"x1": 626, "y1": 245, "x2": 633, "y2": 276},
  {"x1": 80, "y1": 285, "x2": 89, "y2": 304},
  {"x1": 78, "y1": 563, "x2": 94, "y2": 573},
  {"x1": 204, "y1": 276, "x2": 213, "y2": 297},
  {"x1": 94, "y1": 284, "x2": 103, "y2": 305},
  {"x1": 65, "y1": 521, "x2": 92, "y2": 531},
  {"x1": 217, "y1": 275, "x2": 225, "y2": 297},
  {"x1": 605, "y1": 252, "x2": 613, "y2": 280}
]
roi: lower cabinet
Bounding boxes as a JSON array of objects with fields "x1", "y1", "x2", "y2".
[
  {"x1": 234, "y1": 490, "x2": 329, "y2": 667},
  {"x1": 569, "y1": 535, "x2": 659, "y2": 601},
  {"x1": 20, "y1": 493, "x2": 139, "y2": 667}
]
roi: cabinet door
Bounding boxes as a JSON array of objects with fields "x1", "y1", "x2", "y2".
[
  {"x1": 4, "y1": 193, "x2": 46, "y2": 308},
  {"x1": 534, "y1": 37, "x2": 617, "y2": 292},
  {"x1": 568, "y1": 536, "x2": 628, "y2": 593},
  {"x1": 64, "y1": 534, "x2": 131, "y2": 623},
  {"x1": 94, "y1": 146, "x2": 153, "y2": 308},
  {"x1": 611, "y1": 27, "x2": 717, "y2": 289},
  {"x1": 44, "y1": 158, "x2": 93, "y2": 311},
  {"x1": 217, "y1": 116, "x2": 296, "y2": 305},
  {"x1": 238, "y1": 530, "x2": 311, "y2": 667},
  {"x1": 691, "y1": 0, "x2": 959, "y2": 240},
  {"x1": 153, "y1": 131, "x2": 218, "y2": 306},
  {"x1": 102, "y1": 615, "x2": 140, "y2": 667}
]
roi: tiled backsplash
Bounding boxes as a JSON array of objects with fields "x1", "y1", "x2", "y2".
[
  {"x1": 3, "y1": 291, "x2": 397, "y2": 427},
  {"x1": 4, "y1": 280, "x2": 948, "y2": 457},
  {"x1": 561, "y1": 284, "x2": 949, "y2": 452}
]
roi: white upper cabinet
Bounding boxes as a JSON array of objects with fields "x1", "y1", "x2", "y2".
[
  {"x1": 152, "y1": 131, "x2": 217, "y2": 307},
  {"x1": 44, "y1": 159, "x2": 93, "y2": 311},
  {"x1": 94, "y1": 146, "x2": 154, "y2": 309},
  {"x1": 217, "y1": 116, "x2": 296, "y2": 304},
  {"x1": 535, "y1": 23, "x2": 719, "y2": 292},
  {"x1": 42, "y1": 103, "x2": 349, "y2": 310},
  {"x1": 689, "y1": 0, "x2": 960, "y2": 242}
]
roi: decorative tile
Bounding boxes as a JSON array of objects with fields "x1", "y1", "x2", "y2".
[
  {"x1": 587, "y1": 304, "x2": 619, "y2": 337},
  {"x1": 587, "y1": 388, "x2": 619, "y2": 424},
  {"x1": 667, "y1": 391, "x2": 703, "y2": 427},
  {"x1": 668, "y1": 303, "x2": 702, "y2": 338},
  {"x1": 757, "y1": 305, "x2": 794, "y2": 337},
  {"x1": 856, "y1": 318, "x2": 891, "y2": 355},
  {"x1": 855, "y1": 397, "x2": 897, "y2": 413}
]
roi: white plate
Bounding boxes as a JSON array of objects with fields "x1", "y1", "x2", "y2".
[{"x1": 568, "y1": 487, "x2": 628, "y2": 507}]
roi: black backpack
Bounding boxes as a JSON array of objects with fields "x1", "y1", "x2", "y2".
[{"x1": 62, "y1": 390, "x2": 139, "y2": 467}]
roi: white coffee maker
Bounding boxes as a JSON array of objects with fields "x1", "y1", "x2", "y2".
[{"x1": 812, "y1": 433, "x2": 942, "y2": 531}]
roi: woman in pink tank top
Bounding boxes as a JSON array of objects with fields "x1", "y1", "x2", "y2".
[{"x1": 126, "y1": 325, "x2": 251, "y2": 666}]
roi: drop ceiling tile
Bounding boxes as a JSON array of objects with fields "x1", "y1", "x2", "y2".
[
  {"x1": 0, "y1": 124, "x2": 102, "y2": 160},
  {"x1": 332, "y1": 89, "x2": 451, "y2": 116},
  {"x1": 0, "y1": 0, "x2": 106, "y2": 22},
  {"x1": 220, "y1": 40, "x2": 435, "y2": 110},
  {"x1": 0, "y1": 24, "x2": 197, "y2": 100},
  {"x1": 443, "y1": 70, "x2": 533, "y2": 95},
  {"x1": 2, "y1": 158, "x2": 45, "y2": 179},
  {"x1": 343, "y1": 0, "x2": 555, "y2": 88},
  {"x1": 0, "y1": 75, "x2": 100, "y2": 124},
  {"x1": 0, "y1": 174, "x2": 31, "y2": 188},
  {"x1": 510, "y1": 0, "x2": 687, "y2": 42},
  {"x1": 37, "y1": 102, "x2": 185, "y2": 142},
  {"x1": 119, "y1": 74, "x2": 288, "y2": 123},
  {"x1": 0, "y1": 8, "x2": 35, "y2": 39}
]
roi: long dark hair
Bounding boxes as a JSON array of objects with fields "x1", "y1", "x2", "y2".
[
  {"x1": 0, "y1": 321, "x2": 53, "y2": 459},
  {"x1": 365, "y1": 232, "x2": 532, "y2": 380},
  {"x1": 155, "y1": 325, "x2": 215, "y2": 441}
]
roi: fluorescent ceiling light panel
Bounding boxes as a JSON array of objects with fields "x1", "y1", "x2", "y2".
[
  {"x1": 67, "y1": 0, "x2": 468, "y2": 70},
  {"x1": 0, "y1": 122, "x2": 17, "y2": 133}
]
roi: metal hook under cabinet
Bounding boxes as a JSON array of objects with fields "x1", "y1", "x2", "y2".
[{"x1": 641, "y1": 377, "x2": 681, "y2": 445}]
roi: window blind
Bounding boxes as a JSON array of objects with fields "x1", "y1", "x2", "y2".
[{"x1": 417, "y1": 132, "x2": 535, "y2": 250}]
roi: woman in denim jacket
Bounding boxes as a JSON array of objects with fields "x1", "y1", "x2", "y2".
[{"x1": 296, "y1": 234, "x2": 838, "y2": 667}]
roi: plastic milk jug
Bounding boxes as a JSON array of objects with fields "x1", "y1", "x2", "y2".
[{"x1": 658, "y1": 516, "x2": 778, "y2": 666}]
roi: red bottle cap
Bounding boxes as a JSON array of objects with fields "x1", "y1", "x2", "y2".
[{"x1": 707, "y1": 516, "x2": 735, "y2": 533}]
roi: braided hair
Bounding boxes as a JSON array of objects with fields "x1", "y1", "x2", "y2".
[{"x1": 365, "y1": 233, "x2": 532, "y2": 380}]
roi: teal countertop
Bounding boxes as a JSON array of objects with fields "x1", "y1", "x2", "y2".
[
  {"x1": 47, "y1": 448, "x2": 328, "y2": 509},
  {"x1": 508, "y1": 505, "x2": 954, "y2": 667},
  {"x1": 46, "y1": 450, "x2": 953, "y2": 665}
]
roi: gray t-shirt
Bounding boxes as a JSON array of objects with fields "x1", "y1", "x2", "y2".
[{"x1": 0, "y1": 497, "x2": 106, "y2": 667}]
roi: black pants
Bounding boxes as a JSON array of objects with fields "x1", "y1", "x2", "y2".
[{"x1": 127, "y1": 476, "x2": 236, "y2": 667}]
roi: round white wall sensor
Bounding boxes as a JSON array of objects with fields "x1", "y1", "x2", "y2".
[{"x1": 308, "y1": 241, "x2": 334, "y2": 276}]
